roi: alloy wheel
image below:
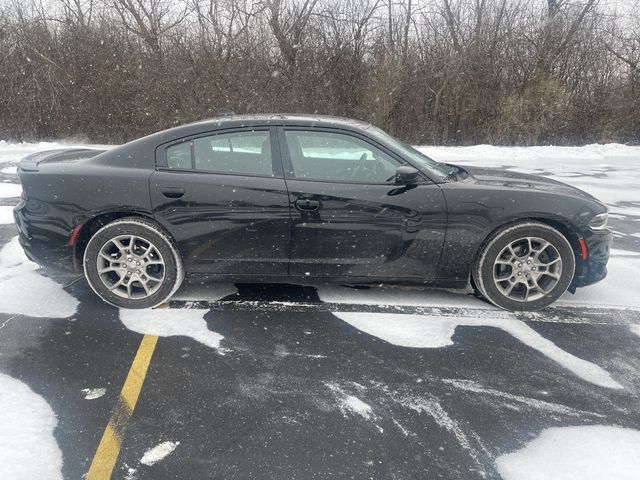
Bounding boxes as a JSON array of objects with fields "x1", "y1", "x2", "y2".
[
  {"x1": 492, "y1": 236, "x2": 562, "y2": 302},
  {"x1": 96, "y1": 234, "x2": 166, "y2": 300}
]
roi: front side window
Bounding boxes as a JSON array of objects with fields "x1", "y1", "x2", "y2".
[
  {"x1": 284, "y1": 130, "x2": 400, "y2": 183},
  {"x1": 165, "y1": 130, "x2": 274, "y2": 177}
]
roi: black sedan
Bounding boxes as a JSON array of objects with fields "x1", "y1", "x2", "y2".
[{"x1": 13, "y1": 114, "x2": 611, "y2": 311}]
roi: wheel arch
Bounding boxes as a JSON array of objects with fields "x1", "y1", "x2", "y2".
[
  {"x1": 72, "y1": 210, "x2": 163, "y2": 270},
  {"x1": 469, "y1": 215, "x2": 583, "y2": 288}
]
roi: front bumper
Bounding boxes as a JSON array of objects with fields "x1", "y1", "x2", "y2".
[{"x1": 571, "y1": 228, "x2": 612, "y2": 289}]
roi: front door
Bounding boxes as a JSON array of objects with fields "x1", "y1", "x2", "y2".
[
  {"x1": 150, "y1": 127, "x2": 290, "y2": 275},
  {"x1": 279, "y1": 128, "x2": 447, "y2": 279}
]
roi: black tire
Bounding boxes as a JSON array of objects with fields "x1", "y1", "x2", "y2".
[
  {"x1": 472, "y1": 222, "x2": 575, "y2": 311},
  {"x1": 83, "y1": 217, "x2": 184, "y2": 309}
]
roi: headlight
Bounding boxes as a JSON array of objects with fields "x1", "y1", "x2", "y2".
[{"x1": 588, "y1": 212, "x2": 608, "y2": 231}]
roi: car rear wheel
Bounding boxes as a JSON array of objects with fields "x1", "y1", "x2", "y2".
[
  {"x1": 83, "y1": 217, "x2": 184, "y2": 309},
  {"x1": 472, "y1": 222, "x2": 575, "y2": 311}
]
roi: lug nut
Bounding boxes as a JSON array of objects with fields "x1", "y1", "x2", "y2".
[
  {"x1": 517, "y1": 272, "x2": 522, "y2": 276},
  {"x1": 518, "y1": 263, "x2": 522, "y2": 267}
]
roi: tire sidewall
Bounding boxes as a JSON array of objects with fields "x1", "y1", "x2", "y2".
[
  {"x1": 476, "y1": 223, "x2": 575, "y2": 311},
  {"x1": 84, "y1": 218, "x2": 182, "y2": 309}
]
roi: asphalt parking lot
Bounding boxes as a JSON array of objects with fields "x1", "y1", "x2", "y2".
[{"x1": 1, "y1": 146, "x2": 640, "y2": 479}]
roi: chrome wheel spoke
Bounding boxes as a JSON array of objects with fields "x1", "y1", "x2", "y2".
[
  {"x1": 99, "y1": 266, "x2": 119, "y2": 274},
  {"x1": 540, "y1": 257, "x2": 561, "y2": 267},
  {"x1": 146, "y1": 273, "x2": 164, "y2": 282}
]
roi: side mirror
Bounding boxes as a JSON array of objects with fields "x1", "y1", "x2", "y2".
[{"x1": 395, "y1": 165, "x2": 420, "y2": 185}]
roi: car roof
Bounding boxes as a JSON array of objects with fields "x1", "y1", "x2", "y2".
[{"x1": 182, "y1": 113, "x2": 375, "y2": 131}]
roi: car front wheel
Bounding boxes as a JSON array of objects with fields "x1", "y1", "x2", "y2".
[
  {"x1": 83, "y1": 217, "x2": 184, "y2": 309},
  {"x1": 473, "y1": 222, "x2": 575, "y2": 311}
]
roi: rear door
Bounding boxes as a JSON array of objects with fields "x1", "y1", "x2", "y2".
[
  {"x1": 150, "y1": 127, "x2": 291, "y2": 275},
  {"x1": 279, "y1": 127, "x2": 447, "y2": 280}
]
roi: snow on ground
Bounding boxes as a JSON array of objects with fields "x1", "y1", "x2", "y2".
[
  {"x1": 0, "y1": 182, "x2": 21, "y2": 198},
  {"x1": 0, "y1": 205, "x2": 14, "y2": 224},
  {"x1": 560, "y1": 255, "x2": 639, "y2": 309},
  {"x1": 317, "y1": 284, "x2": 486, "y2": 309},
  {"x1": 140, "y1": 441, "x2": 179, "y2": 466},
  {"x1": 173, "y1": 281, "x2": 238, "y2": 301},
  {"x1": 0, "y1": 237, "x2": 78, "y2": 318},
  {"x1": 0, "y1": 372, "x2": 63, "y2": 480},
  {"x1": 334, "y1": 312, "x2": 623, "y2": 389},
  {"x1": 326, "y1": 383, "x2": 374, "y2": 420},
  {"x1": 81, "y1": 388, "x2": 106, "y2": 400},
  {"x1": 0, "y1": 140, "x2": 110, "y2": 164},
  {"x1": 441, "y1": 379, "x2": 603, "y2": 418},
  {"x1": 495, "y1": 425, "x2": 640, "y2": 480},
  {"x1": 119, "y1": 308, "x2": 226, "y2": 353}
]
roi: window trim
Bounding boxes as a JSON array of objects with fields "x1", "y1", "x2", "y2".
[
  {"x1": 156, "y1": 127, "x2": 284, "y2": 179},
  {"x1": 277, "y1": 126, "x2": 431, "y2": 186}
]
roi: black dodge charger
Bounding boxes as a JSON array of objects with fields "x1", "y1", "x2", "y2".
[{"x1": 13, "y1": 114, "x2": 611, "y2": 311}]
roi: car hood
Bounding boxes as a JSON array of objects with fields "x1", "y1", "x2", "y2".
[{"x1": 460, "y1": 165, "x2": 601, "y2": 203}]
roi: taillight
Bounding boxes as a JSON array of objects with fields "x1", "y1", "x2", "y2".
[{"x1": 68, "y1": 224, "x2": 84, "y2": 246}]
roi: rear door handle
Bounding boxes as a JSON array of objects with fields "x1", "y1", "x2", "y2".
[
  {"x1": 295, "y1": 198, "x2": 320, "y2": 211},
  {"x1": 161, "y1": 187, "x2": 185, "y2": 198}
]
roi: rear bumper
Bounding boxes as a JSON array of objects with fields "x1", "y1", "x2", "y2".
[
  {"x1": 13, "y1": 204, "x2": 76, "y2": 272},
  {"x1": 571, "y1": 229, "x2": 612, "y2": 289}
]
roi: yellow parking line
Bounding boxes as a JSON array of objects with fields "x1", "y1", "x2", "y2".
[{"x1": 86, "y1": 334, "x2": 158, "y2": 480}]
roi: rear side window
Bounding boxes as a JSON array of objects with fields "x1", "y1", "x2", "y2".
[
  {"x1": 164, "y1": 130, "x2": 275, "y2": 177},
  {"x1": 166, "y1": 141, "x2": 192, "y2": 169},
  {"x1": 194, "y1": 130, "x2": 273, "y2": 177}
]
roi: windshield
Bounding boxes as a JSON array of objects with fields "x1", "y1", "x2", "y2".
[{"x1": 366, "y1": 126, "x2": 451, "y2": 179}]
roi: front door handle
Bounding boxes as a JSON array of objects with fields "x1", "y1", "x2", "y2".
[
  {"x1": 295, "y1": 198, "x2": 320, "y2": 211},
  {"x1": 161, "y1": 187, "x2": 185, "y2": 198}
]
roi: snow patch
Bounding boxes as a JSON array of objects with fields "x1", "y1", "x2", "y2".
[
  {"x1": 326, "y1": 383, "x2": 374, "y2": 420},
  {"x1": 0, "y1": 206, "x2": 15, "y2": 224},
  {"x1": 495, "y1": 425, "x2": 640, "y2": 480},
  {"x1": 172, "y1": 281, "x2": 237, "y2": 301},
  {"x1": 558, "y1": 256, "x2": 640, "y2": 310},
  {"x1": 631, "y1": 325, "x2": 640, "y2": 338},
  {"x1": 0, "y1": 237, "x2": 78, "y2": 318},
  {"x1": 81, "y1": 388, "x2": 106, "y2": 400},
  {"x1": 140, "y1": 441, "x2": 179, "y2": 466},
  {"x1": 1, "y1": 165, "x2": 18, "y2": 175},
  {"x1": 401, "y1": 395, "x2": 480, "y2": 456},
  {"x1": 334, "y1": 312, "x2": 622, "y2": 389},
  {"x1": 317, "y1": 284, "x2": 487, "y2": 309},
  {"x1": 0, "y1": 183, "x2": 21, "y2": 199},
  {"x1": 119, "y1": 308, "x2": 225, "y2": 352},
  {"x1": 0, "y1": 372, "x2": 63, "y2": 479}
]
